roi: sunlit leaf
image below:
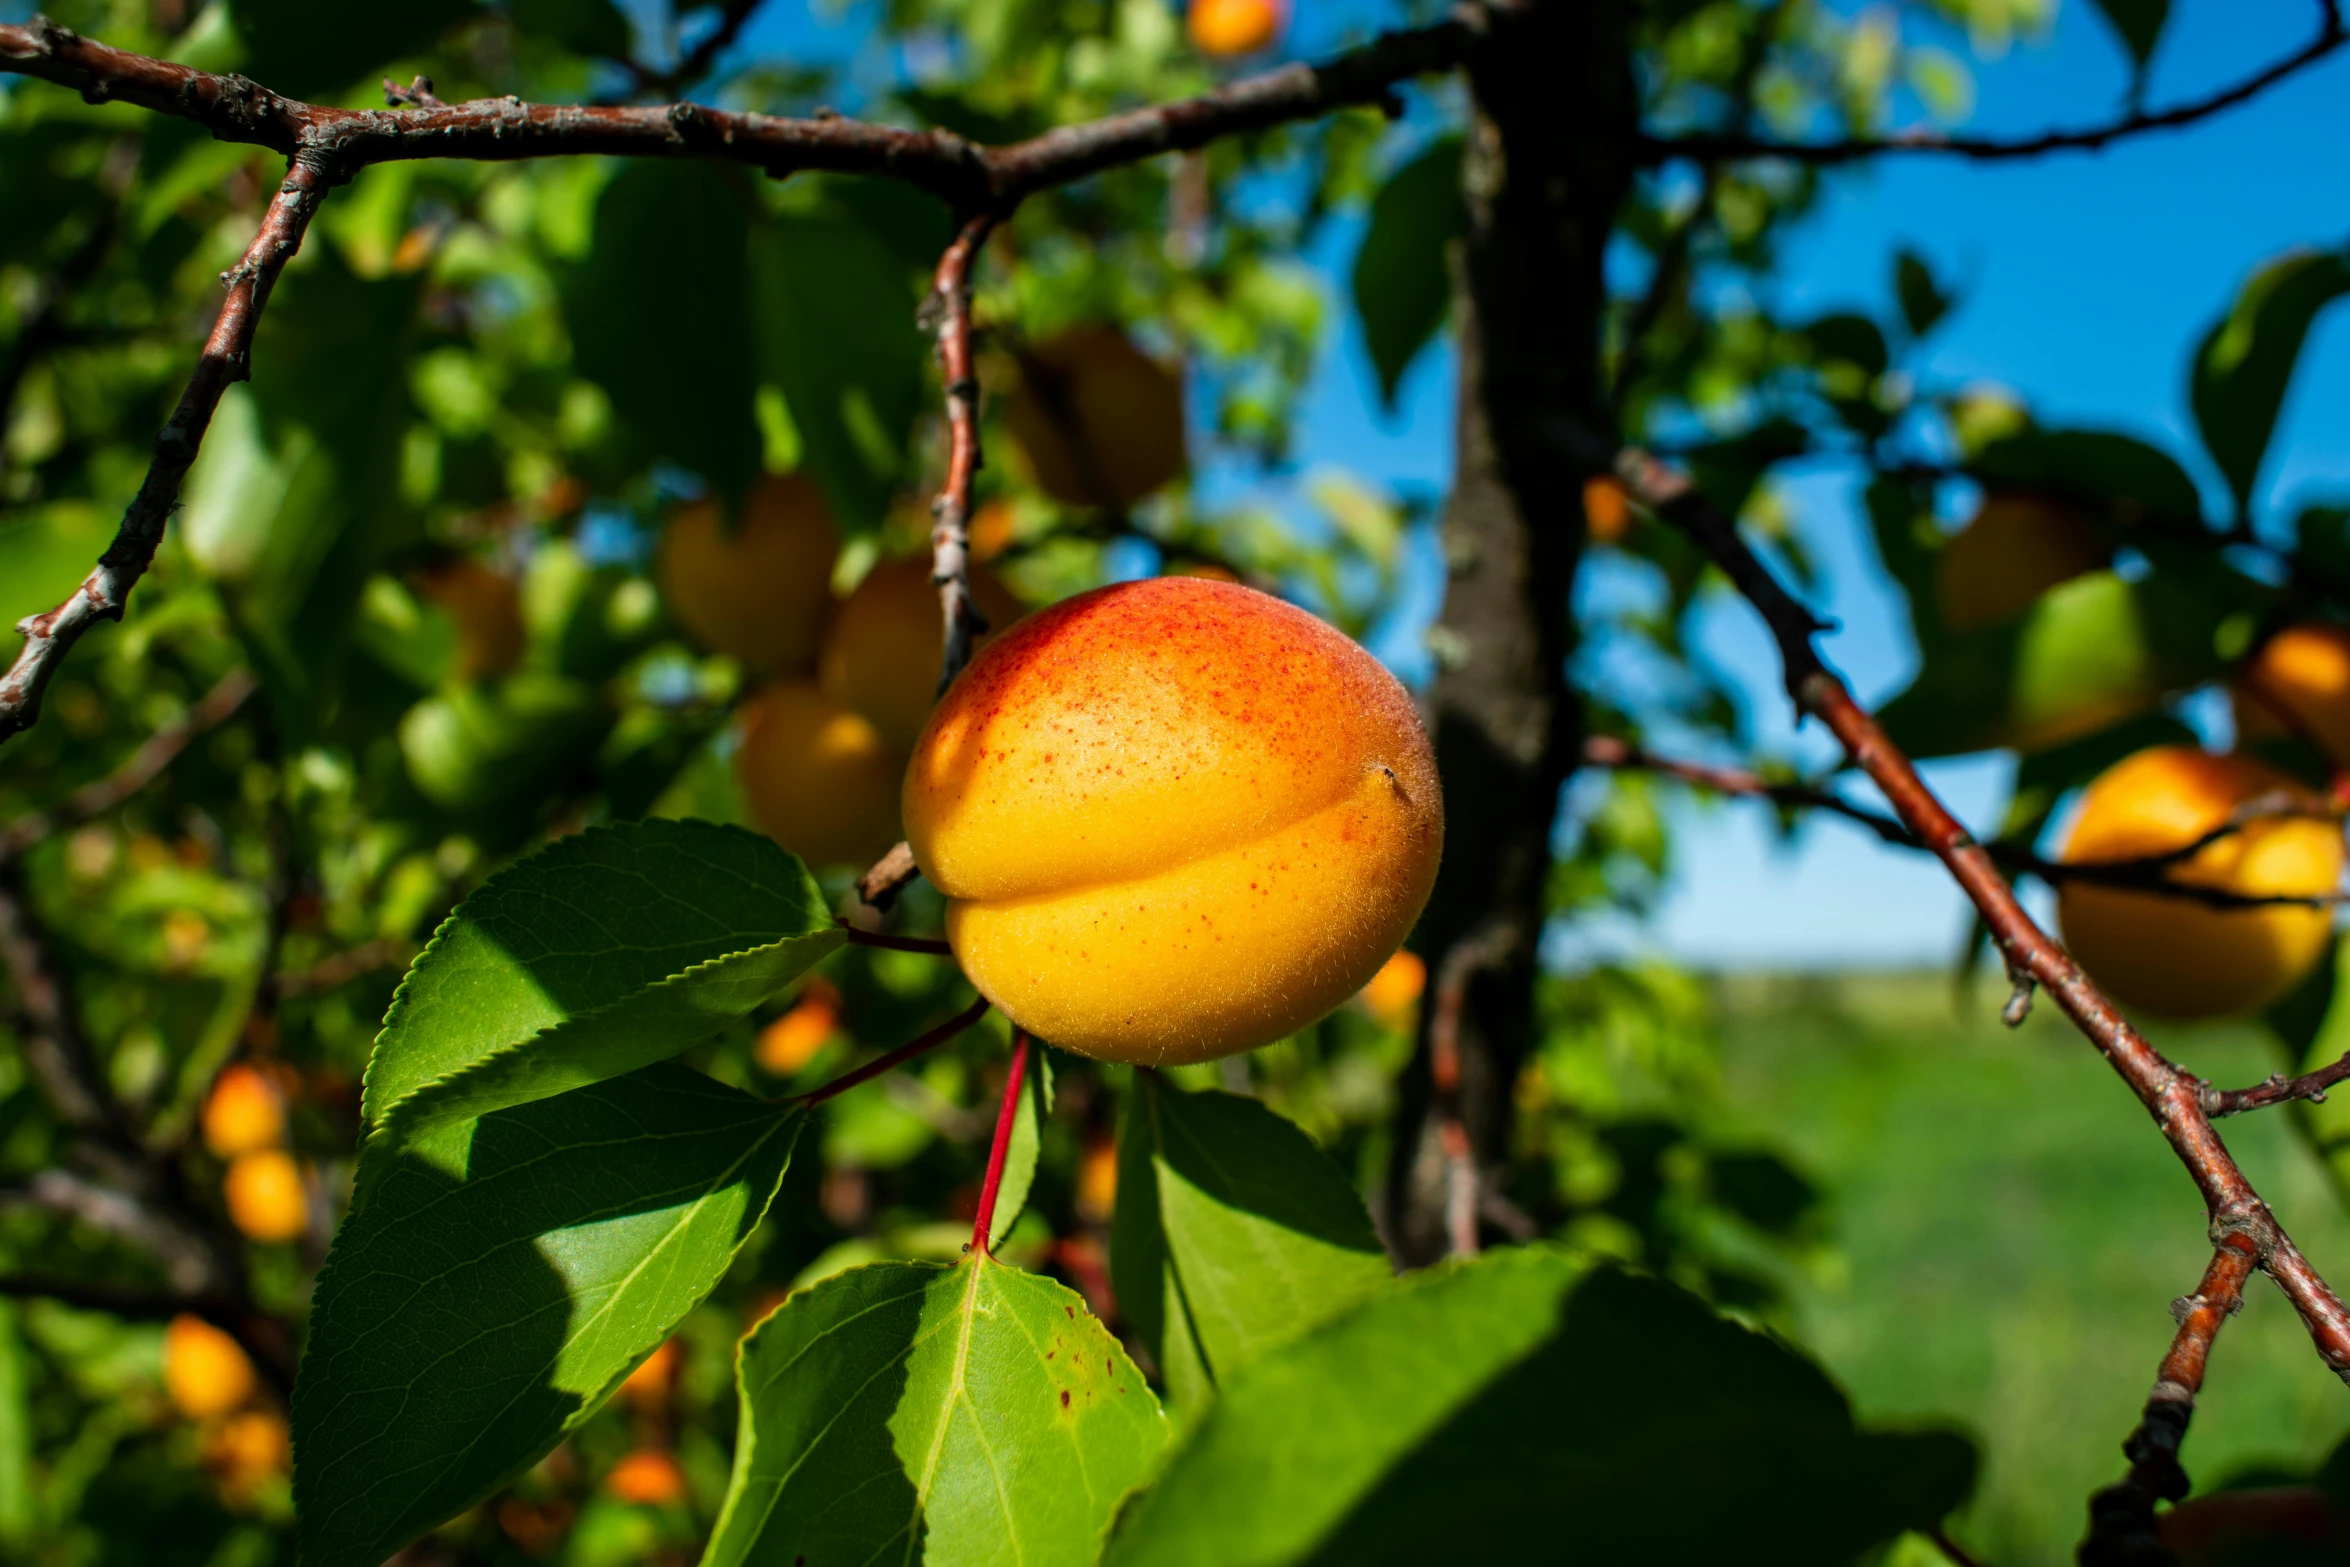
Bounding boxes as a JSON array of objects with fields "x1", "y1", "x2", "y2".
[
  {"x1": 705, "y1": 1259, "x2": 1168, "y2": 1567},
  {"x1": 1105, "y1": 1251, "x2": 1975, "y2": 1566},
  {"x1": 1113, "y1": 1074, "x2": 1391, "y2": 1417},
  {"x1": 2192, "y1": 248, "x2": 2350, "y2": 517},
  {"x1": 293, "y1": 1065, "x2": 798, "y2": 1567}
]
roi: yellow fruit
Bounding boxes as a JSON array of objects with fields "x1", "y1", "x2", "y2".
[
  {"x1": 1359, "y1": 948, "x2": 1427, "y2": 1029},
  {"x1": 203, "y1": 1408, "x2": 291, "y2": 1502},
  {"x1": 201, "y1": 1064, "x2": 286, "y2": 1159},
  {"x1": 1076, "y1": 1136, "x2": 1118, "y2": 1222},
  {"x1": 818, "y1": 556, "x2": 1027, "y2": 753},
  {"x1": 657, "y1": 473, "x2": 838, "y2": 672},
  {"x1": 1934, "y1": 490, "x2": 2110, "y2": 631},
  {"x1": 2236, "y1": 622, "x2": 2350, "y2": 766},
  {"x1": 416, "y1": 557, "x2": 525, "y2": 682},
  {"x1": 223, "y1": 1149, "x2": 309, "y2": 1243},
  {"x1": 618, "y1": 1337, "x2": 680, "y2": 1412},
  {"x1": 164, "y1": 1314, "x2": 256, "y2": 1420},
  {"x1": 1189, "y1": 0, "x2": 1285, "y2": 56},
  {"x1": 605, "y1": 1448, "x2": 689, "y2": 1505},
  {"x1": 2057, "y1": 747, "x2": 2342, "y2": 1019},
  {"x1": 1584, "y1": 476, "x2": 1632, "y2": 545},
  {"x1": 755, "y1": 982, "x2": 841, "y2": 1076},
  {"x1": 905, "y1": 577, "x2": 1443, "y2": 1064},
  {"x1": 1004, "y1": 328, "x2": 1187, "y2": 510},
  {"x1": 734, "y1": 682, "x2": 905, "y2": 867}
]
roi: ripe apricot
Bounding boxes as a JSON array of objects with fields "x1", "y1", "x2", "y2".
[
  {"x1": 203, "y1": 1408, "x2": 291, "y2": 1502},
  {"x1": 605, "y1": 1449, "x2": 689, "y2": 1506},
  {"x1": 2235, "y1": 622, "x2": 2350, "y2": 766},
  {"x1": 734, "y1": 682, "x2": 904, "y2": 867},
  {"x1": 818, "y1": 556, "x2": 1026, "y2": 753},
  {"x1": 657, "y1": 473, "x2": 838, "y2": 672},
  {"x1": 223, "y1": 1148, "x2": 309, "y2": 1243},
  {"x1": 164, "y1": 1314, "x2": 256, "y2": 1420},
  {"x1": 416, "y1": 557, "x2": 525, "y2": 681},
  {"x1": 1934, "y1": 490, "x2": 2110, "y2": 631},
  {"x1": 904, "y1": 577, "x2": 1442, "y2": 1063},
  {"x1": 201, "y1": 1064, "x2": 285, "y2": 1159},
  {"x1": 1189, "y1": 0, "x2": 1285, "y2": 56},
  {"x1": 1004, "y1": 328, "x2": 1187, "y2": 510},
  {"x1": 2057, "y1": 747, "x2": 2342, "y2": 1019},
  {"x1": 755, "y1": 981, "x2": 841, "y2": 1076},
  {"x1": 1583, "y1": 476, "x2": 1633, "y2": 546},
  {"x1": 1359, "y1": 948, "x2": 1427, "y2": 1029},
  {"x1": 618, "y1": 1337, "x2": 681, "y2": 1412}
]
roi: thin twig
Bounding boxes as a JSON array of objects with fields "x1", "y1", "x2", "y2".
[
  {"x1": 926, "y1": 212, "x2": 1002, "y2": 694},
  {"x1": 0, "y1": 667, "x2": 256, "y2": 860},
  {"x1": 1602, "y1": 439, "x2": 2350, "y2": 1389},
  {"x1": 968, "y1": 1031, "x2": 1032, "y2": 1257},
  {"x1": 854, "y1": 841, "x2": 922, "y2": 911},
  {"x1": 0, "y1": 858, "x2": 131, "y2": 1145},
  {"x1": 789, "y1": 995, "x2": 990, "y2": 1108},
  {"x1": 0, "y1": 143, "x2": 336, "y2": 745},
  {"x1": 1583, "y1": 735, "x2": 2350, "y2": 911},
  {"x1": 1644, "y1": 9, "x2": 2346, "y2": 168},
  {"x1": 2081, "y1": 1235, "x2": 2261, "y2": 1564},
  {"x1": 2206, "y1": 1052, "x2": 2350, "y2": 1119},
  {"x1": 840, "y1": 925, "x2": 954, "y2": 956}
]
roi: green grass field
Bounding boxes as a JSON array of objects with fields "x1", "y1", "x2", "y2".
[{"x1": 1710, "y1": 973, "x2": 2350, "y2": 1565}]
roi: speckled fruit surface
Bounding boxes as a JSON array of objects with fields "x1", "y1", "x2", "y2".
[{"x1": 904, "y1": 577, "x2": 1442, "y2": 1064}]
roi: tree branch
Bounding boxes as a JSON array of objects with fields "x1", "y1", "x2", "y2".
[
  {"x1": 1644, "y1": 10, "x2": 2347, "y2": 168},
  {"x1": 1582, "y1": 735, "x2": 2350, "y2": 913},
  {"x1": 2081, "y1": 1234, "x2": 2261, "y2": 1565},
  {"x1": 926, "y1": 212, "x2": 1001, "y2": 694},
  {"x1": 0, "y1": 146, "x2": 335, "y2": 745},
  {"x1": 0, "y1": 666, "x2": 256, "y2": 860},
  {"x1": 854, "y1": 841, "x2": 922, "y2": 912},
  {"x1": 788, "y1": 995, "x2": 991, "y2": 1108},
  {"x1": 1603, "y1": 440, "x2": 2350, "y2": 1389},
  {"x1": 2206, "y1": 1052, "x2": 2350, "y2": 1119},
  {"x1": 0, "y1": 857, "x2": 131, "y2": 1145}
]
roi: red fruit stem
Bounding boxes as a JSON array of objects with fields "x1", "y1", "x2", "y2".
[{"x1": 969, "y1": 1032, "x2": 1032, "y2": 1257}]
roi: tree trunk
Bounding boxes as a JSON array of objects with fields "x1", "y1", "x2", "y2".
[{"x1": 1380, "y1": 0, "x2": 1638, "y2": 1264}]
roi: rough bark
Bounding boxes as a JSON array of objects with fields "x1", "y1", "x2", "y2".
[{"x1": 1381, "y1": 0, "x2": 1638, "y2": 1263}]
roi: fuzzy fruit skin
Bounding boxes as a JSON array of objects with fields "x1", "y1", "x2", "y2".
[
  {"x1": 1934, "y1": 490, "x2": 2110, "y2": 631},
  {"x1": 201, "y1": 1064, "x2": 285, "y2": 1159},
  {"x1": 164, "y1": 1313, "x2": 256, "y2": 1420},
  {"x1": 1004, "y1": 328, "x2": 1186, "y2": 510},
  {"x1": 818, "y1": 556, "x2": 1026, "y2": 752},
  {"x1": 2057, "y1": 747, "x2": 2342, "y2": 1019},
  {"x1": 1188, "y1": 0, "x2": 1285, "y2": 56},
  {"x1": 657, "y1": 473, "x2": 838, "y2": 672},
  {"x1": 2236, "y1": 622, "x2": 2350, "y2": 766},
  {"x1": 904, "y1": 577, "x2": 1442, "y2": 1064},
  {"x1": 223, "y1": 1148, "x2": 309, "y2": 1242},
  {"x1": 735, "y1": 681, "x2": 905, "y2": 867}
]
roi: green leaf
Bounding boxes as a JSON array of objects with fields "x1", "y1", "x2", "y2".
[
  {"x1": 2089, "y1": 0, "x2": 2171, "y2": 74},
  {"x1": 359, "y1": 818, "x2": 842, "y2": 1143},
  {"x1": 1112, "y1": 1074, "x2": 1391, "y2": 1417},
  {"x1": 397, "y1": 673, "x2": 610, "y2": 821},
  {"x1": 988, "y1": 1045, "x2": 1054, "y2": 1253},
  {"x1": 228, "y1": 0, "x2": 482, "y2": 97},
  {"x1": 1104, "y1": 1251, "x2": 1975, "y2": 1567},
  {"x1": 1894, "y1": 248, "x2": 1953, "y2": 338},
  {"x1": 1971, "y1": 427, "x2": 2205, "y2": 524},
  {"x1": 749, "y1": 211, "x2": 932, "y2": 533},
  {"x1": 2193, "y1": 249, "x2": 2350, "y2": 517},
  {"x1": 294, "y1": 1064, "x2": 799, "y2": 1567},
  {"x1": 511, "y1": 0, "x2": 634, "y2": 58},
  {"x1": 1351, "y1": 137, "x2": 1464, "y2": 409},
  {"x1": 705, "y1": 1259, "x2": 1169, "y2": 1567},
  {"x1": 1878, "y1": 569, "x2": 2243, "y2": 758},
  {"x1": 566, "y1": 162, "x2": 762, "y2": 501}
]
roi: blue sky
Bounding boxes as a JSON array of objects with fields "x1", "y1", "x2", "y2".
[{"x1": 722, "y1": 0, "x2": 2350, "y2": 968}]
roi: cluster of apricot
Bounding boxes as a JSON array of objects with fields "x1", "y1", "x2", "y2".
[
  {"x1": 202, "y1": 1062, "x2": 309, "y2": 1243},
  {"x1": 161, "y1": 1315, "x2": 288, "y2": 1507},
  {"x1": 2050, "y1": 622, "x2": 2350, "y2": 1019}
]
